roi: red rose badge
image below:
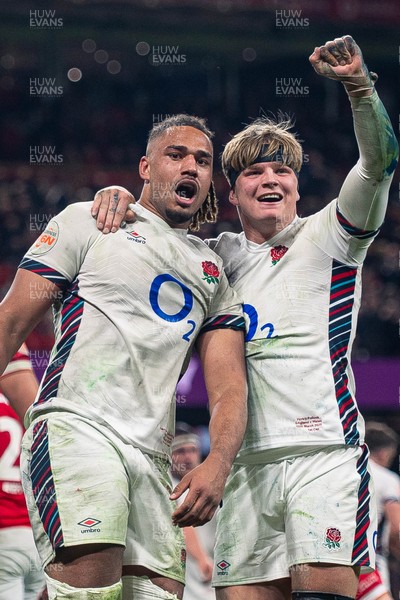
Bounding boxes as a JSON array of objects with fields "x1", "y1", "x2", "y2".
[
  {"x1": 324, "y1": 527, "x2": 341, "y2": 549},
  {"x1": 202, "y1": 261, "x2": 220, "y2": 284},
  {"x1": 270, "y1": 245, "x2": 288, "y2": 266}
]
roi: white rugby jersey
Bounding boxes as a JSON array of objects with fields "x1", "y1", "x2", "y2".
[
  {"x1": 20, "y1": 203, "x2": 244, "y2": 459},
  {"x1": 208, "y1": 199, "x2": 378, "y2": 462}
]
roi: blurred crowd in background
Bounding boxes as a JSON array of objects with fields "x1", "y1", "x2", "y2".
[
  {"x1": 0, "y1": 62, "x2": 398, "y2": 358},
  {"x1": 0, "y1": 2, "x2": 399, "y2": 594}
]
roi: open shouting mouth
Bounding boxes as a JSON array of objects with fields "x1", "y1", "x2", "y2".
[{"x1": 175, "y1": 179, "x2": 198, "y2": 206}]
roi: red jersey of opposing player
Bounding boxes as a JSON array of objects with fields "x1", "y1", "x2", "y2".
[{"x1": 0, "y1": 344, "x2": 32, "y2": 528}]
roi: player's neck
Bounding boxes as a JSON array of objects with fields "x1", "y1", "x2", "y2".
[
  {"x1": 241, "y1": 218, "x2": 292, "y2": 245},
  {"x1": 137, "y1": 193, "x2": 189, "y2": 230}
]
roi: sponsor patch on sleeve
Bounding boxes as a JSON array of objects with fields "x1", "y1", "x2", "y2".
[{"x1": 30, "y1": 221, "x2": 59, "y2": 256}]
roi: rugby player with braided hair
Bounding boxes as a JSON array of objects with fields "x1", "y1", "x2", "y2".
[{"x1": 0, "y1": 114, "x2": 248, "y2": 600}]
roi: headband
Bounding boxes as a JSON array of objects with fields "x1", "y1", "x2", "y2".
[{"x1": 226, "y1": 145, "x2": 299, "y2": 187}]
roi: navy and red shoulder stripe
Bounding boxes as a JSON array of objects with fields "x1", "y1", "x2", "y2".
[
  {"x1": 19, "y1": 258, "x2": 69, "y2": 290},
  {"x1": 336, "y1": 206, "x2": 378, "y2": 240}
]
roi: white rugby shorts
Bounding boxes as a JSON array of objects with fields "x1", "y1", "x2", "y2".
[
  {"x1": 20, "y1": 412, "x2": 186, "y2": 583},
  {"x1": 213, "y1": 445, "x2": 376, "y2": 586}
]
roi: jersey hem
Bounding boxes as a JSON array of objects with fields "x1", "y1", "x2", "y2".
[
  {"x1": 27, "y1": 407, "x2": 173, "y2": 463},
  {"x1": 235, "y1": 441, "x2": 360, "y2": 464}
]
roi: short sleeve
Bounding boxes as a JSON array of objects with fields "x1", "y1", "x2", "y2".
[{"x1": 19, "y1": 202, "x2": 98, "y2": 289}]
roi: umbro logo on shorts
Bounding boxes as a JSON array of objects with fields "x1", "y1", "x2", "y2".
[
  {"x1": 78, "y1": 518, "x2": 102, "y2": 533},
  {"x1": 216, "y1": 560, "x2": 231, "y2": 575}
]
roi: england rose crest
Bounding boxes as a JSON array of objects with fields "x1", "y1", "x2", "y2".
[
  {"x1": 270, "y1": 245, "x2": 288, "y2": 266},
  {"x1": 202, "y1": 261, "x2": 220, "y2": 284},
  {"x1": 324, "y1": 527, "x2": 341, "y2": 550}
]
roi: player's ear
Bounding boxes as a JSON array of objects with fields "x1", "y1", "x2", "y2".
[
  {"x1": 139, "y1": 156, "x2": 150, "y2": 182},
  {"x1": 229, "y1": 188, "x2": 239, "y2": 206}
]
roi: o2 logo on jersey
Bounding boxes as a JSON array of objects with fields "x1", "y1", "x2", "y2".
[
  {"x1": 243, "y1": 303, "x2": 276, "y2": 342},
  {"x1": 149, "y1": 274, "x2": 196, "y2": 342}
]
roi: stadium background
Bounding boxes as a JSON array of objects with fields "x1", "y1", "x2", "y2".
[{"x1": 0, "y1": 0, "x2": 399, "y2": 432}]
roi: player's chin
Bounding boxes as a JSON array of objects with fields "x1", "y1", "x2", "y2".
[
  {"x1": 173, "y1": 196, "x2": 205, "y2": 218},
  {"x1": 165, "y1": 206, "x2": 196, "y2": 226}
]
